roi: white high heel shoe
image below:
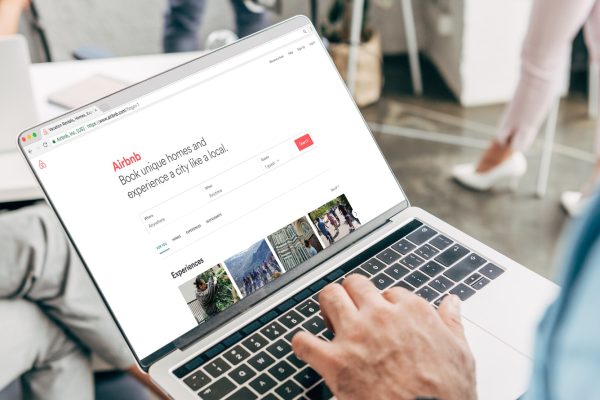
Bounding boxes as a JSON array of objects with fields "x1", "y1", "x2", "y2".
[
  {"x1": 452, "y1": 152, "x2": 527, "y2": 191},
  {"x1": 560, "y1": 191, "x2": 587, "y2": 216}
]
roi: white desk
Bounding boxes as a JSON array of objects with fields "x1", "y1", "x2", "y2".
[{"x1": 1, "y1": 52, "x2": 202, "y2": 203}]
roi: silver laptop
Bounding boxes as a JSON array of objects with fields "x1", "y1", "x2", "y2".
[
  {"x1": 18, "y1": 17, "x2": 557, "y2": 400},
  {"x1": 0, "y1": 34, "x2": 42, "y2": 202}
]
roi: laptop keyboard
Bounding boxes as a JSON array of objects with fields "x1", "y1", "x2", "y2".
[{"x1": 173, "y1": 219, "x2": 505, "y2": 399}]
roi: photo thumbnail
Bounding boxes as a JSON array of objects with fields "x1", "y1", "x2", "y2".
[
  {"x1": 267, "y1": 216, "x2": 323, "y2": 271},
  {"x1": 224, "y1": 240, "x2": 283, "y2": 297},
  {"x1": 178, "y1": 263, "x2": 240, "y2": 324},
  {"x1": 308, "y1": 194, "x2": 361, "y2": 249}
]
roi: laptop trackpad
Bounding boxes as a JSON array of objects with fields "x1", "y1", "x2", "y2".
[{"x1": 463, "y1": 318, "x2": 531, "y2": 400}]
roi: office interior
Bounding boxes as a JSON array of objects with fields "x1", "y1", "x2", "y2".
[{"x1": 1, "y1": 0, "x2": 597, "y2": 399}]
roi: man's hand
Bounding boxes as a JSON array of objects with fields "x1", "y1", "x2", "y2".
[{"x1": 291, "y1": 274, "x2": 476, "y2": 400}]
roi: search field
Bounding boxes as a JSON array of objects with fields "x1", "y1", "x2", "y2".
[{"x1": 140, "y1": 132, "x2": 315, "y2": 233}]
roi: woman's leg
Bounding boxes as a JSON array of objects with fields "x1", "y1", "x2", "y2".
[{"x1": 477, "y1": 0, "x2": 598, "y2": 173}]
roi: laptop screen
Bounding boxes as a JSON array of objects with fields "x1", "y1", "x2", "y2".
[{"x1": 20, "y1": 17, "x2": 406, "y2": 362}]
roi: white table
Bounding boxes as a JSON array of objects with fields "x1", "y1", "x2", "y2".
[{"x1": 1, "y1": 52, "x2": 202, "y2": 203}]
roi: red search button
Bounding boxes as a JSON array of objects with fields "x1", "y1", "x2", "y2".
[{"x1": 294, "y1": 134, "x2": 314, "y2": 151}]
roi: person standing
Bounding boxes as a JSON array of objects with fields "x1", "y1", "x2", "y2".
[
  {"x1": 163, "y1": 0, "x2": 268, "y2": 53},
  {"x1": 337, "y1": 203, "x2": 355, "y2": 231},
  {"x1": 194, "y1": 275, "x2": 218, "y2": 318},
  {"x1": 305, "y1": 240, "x2": 318, "y2": 257},
  {"x1": 452, "y1": 0, "x2": 600, "y2": 215},
  {"x1": 316, "y1": 218, "x2": 334, "y2": 244}
]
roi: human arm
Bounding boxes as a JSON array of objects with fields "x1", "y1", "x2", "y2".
[{"x1": 291, "y1": 274, "x2": 477, "y2": 400}]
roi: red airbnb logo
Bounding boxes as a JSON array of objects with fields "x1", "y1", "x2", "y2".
[{"x1": 38, "y1": 160, "x2": 47, "y2": 169}]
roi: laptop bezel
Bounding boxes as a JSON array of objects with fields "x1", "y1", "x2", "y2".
[{"x1": 17, "y1": 15, "x2": 410, "y2": 370}]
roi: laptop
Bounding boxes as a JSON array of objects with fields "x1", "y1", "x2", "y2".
[
  {"x1": 18, "y1": 17, "x2": 558, "y2": 400},
  {"x1": 0, "y1": 35, "x2": 42, "y2": 202}
]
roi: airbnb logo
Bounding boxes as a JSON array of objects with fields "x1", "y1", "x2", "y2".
[
  {"x1": 38, "y1": 160, "x2": 47, "y2": 169},
  {"x1": 113, "y1": 152, "x2": 142, "y2": 172}
]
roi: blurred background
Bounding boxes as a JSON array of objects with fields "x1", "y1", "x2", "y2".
[{"x1": 14, "y1": 0, "x2": 598, "y2": 278}]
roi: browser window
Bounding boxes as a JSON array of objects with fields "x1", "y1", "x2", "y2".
[{"x1": 22, "y1": 25, "x2": 405, "y2": 359}]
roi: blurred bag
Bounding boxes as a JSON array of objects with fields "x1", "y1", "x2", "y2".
[{"x1": 328, "y1": 32, "x2": 383, "y2": 108}]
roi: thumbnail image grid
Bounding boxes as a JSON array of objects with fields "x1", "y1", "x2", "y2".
[
  {"x1": 308, "y1": 194, "x2": 361, "y2": 249},
  {"x1": 224, "y1": 239, "x2": 283, "y2": 297},
  {"x1": 178, "y1": 264, "x2": 240, "y2": 324},
  {"x1": 267, "y1": 216, "x2": 324, "y2": 271}
]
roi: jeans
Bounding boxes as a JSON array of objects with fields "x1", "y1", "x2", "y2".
[
  {"x1": 0, "y1": 203, "x2": 133, "y2": 400},
  {"x1": 163, "y1": 0, "x2": 269, "y2": 53}
]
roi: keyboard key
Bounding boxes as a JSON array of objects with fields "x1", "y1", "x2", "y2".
[
  {"x1": 241, "y1": 333, "x2": 269, "y2": 353},
  {"x1": 222, "y1": 346, "x2": 250, "y2": 366},
  {"x1": 229, "y1": 364, "x2": 256, "y2": 384},
  {"x1": 287, "y1": 353, "x2": 306, "y2": 368},
  {"x1": 294, "y1": 366, "x2": 321, "y2": 388},
  {"x1": 416, "y1": 286, "x2": 440, "y2": 302},
  {"x1": 429, "y1": 275, "x2": 454, "y2": 293},
  {"x1": 404, "y1": 271, "x2": 429, "y2": 288},
  {"x1": 391, "y1": 238, "x2": 416, "y2": 255},
  {"x1": 345, "y1": 267, "x2": 370, "y2": 278},
  {"x1": 376, "y1": 248, "x2": 402, "y2": 265},
  {"x1": 479, "y1": 263, "x2": 505, "y2": 280},
  {"x1": 269, "y1": 360, "x2": 296, "y2": 380},
  {"x1": 444, "y1": 254, "x2": 487, "y2": 282},
  {"x1": 280, "y1": 310, "x2": 306, "y2": 329},
  {"x1": 306, "y1": 380, "x2": 333, "y2": 400},
  {"x1": 183, "y1": 369, "x2": 210, "y2": 391},
  {"x1": 261, "y1": 321, "x2": 287, "y2": 341},
  {"x1": 321, "y1": 329, "x2": 335, "y2": 341},
  {"x1": 449, "y1": 283, "x2": 476, "y2": 301},
  {"x1": 464, "y1": 273, "x2": 482, "y2": 286},
  {"x1": 395, "y1": 280, "x2": 415, "y2": 292},
  {"x1": 248, "y1": 351, "x2": 275, "y2": 372},
  {"x1": 360, "y1": 258, "x2": 386, "y2": 274},
  {"x1": 415, "y1": 244, "x2": 439, "y2": 260},
  {"x1": 262, "y1": 395, "x2": 279, "y2": 400},
  {"x1": 296, "y1": 300, "x2": 319, "y2": 318},
  {"x1": 433, "y1": 294, "x2": 447, "y2": 308},
  {"x1": 472, "y1": 277, "x2": 490, "y2": 290},
  {"x1": 266, "y1": 339, "x2": 292, "y2": 359},
  {"x1": 285, "y1": 327, "x2": 304, "y2": 342},
  {"x1": 436, "y1": 244, "x2": 469, "y2": 267},
  {"x1": 204, "y1": 357, "x2": 231, "y2": 378},
  {"x1": 384, "y1": 263, "x2": 410, "y2": 280},
  {"x1": 225, "y1": 387, "x2": 257, "y2": 400},
  {"x1": 420, "y1": 261, "x2": 444, "y2": 277},
  {"x1": 407, "y1": 225, "x2": 437, "y2": 245},
  {"x1": 199, "y1": 377, "x2": 236, "y2": 400},
  {"x1": 303, "y1": 316, "x2": 327, "y2": 335},
  {"x1": 429, "y1": 234, "x2": 453, "y2": 250},
  {"x1": 275, "y1": 379, "x2": 304, "y2": 400},
  {"x1": 400, "y1": 253, "x2": 425, "y2": 270},
  {"x1": 249, "y1": 373, "x2": 277, "y2": 395},
  {"x1": 371, "y1": 273, "x2": 394, "y2": 290}
]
